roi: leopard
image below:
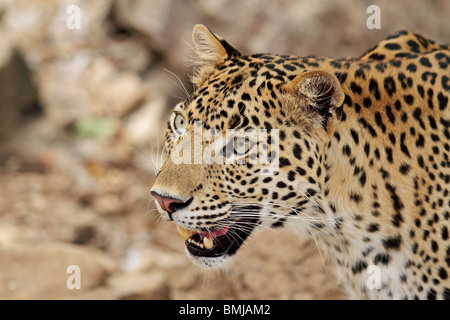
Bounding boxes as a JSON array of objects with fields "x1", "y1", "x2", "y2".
[{"x1": 151, "y1": 24, "x2": 450, "y2": 300}]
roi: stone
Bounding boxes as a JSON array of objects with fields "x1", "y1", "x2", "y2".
[
  {"x1": 123, "y1": 96, "x2": 167, "y2": 147},
  {"x1": 60, "y1": 286, "x2": 119, "y2": 300},
  {"x1": 93, "y1": 194, "x2": 125, "y2": 216},
  {"x1": 36, "y1": 52, "x2": 94, "y2": 127},
  {"x1": 107, "y1": 272, "x2": 168, "y2": 300},
  {"x1": 84, "y1": 57, "x2": 148, "y2": 118},
  {"x1": 103, "y1": 37, "x2": 153, "y2": 73},
  {"x1": 0, "y1": 242, "x2": 117, "y2": 300},
  {"x1": 0, "y1": 31, "x2": 37, "y2": 142},
  {"x1": 120, "y1": 247, "x2": 155, "y2": 273},
  {"x1": 0, "y1": 225, "x2": 20, "y2": 248},
  {"x1": 120, "y1": 244, "x2": 186, "y2": 273}
]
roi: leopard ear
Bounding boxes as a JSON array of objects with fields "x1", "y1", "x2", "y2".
[
  {"x1": 191, "y1": 24, "x2": 241, "y2": 88},
  {"x1": 281, "y1": 70, "x2": 344, "y2": 127},
  {"x1": 281, "y1": 70, "x2": 344, "y2": 110}
]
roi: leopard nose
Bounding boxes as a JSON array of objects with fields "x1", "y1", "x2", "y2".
[{"x1": 151, "y1": 191, "x2": 193, "y2": 218}]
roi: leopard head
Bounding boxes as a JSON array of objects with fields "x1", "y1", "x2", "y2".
[{"x1": 151, "y1": 25, "x2": 344, "y2": 268}]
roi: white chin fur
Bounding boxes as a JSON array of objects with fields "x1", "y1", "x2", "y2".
[{"x1": 185, "y1": 247, "x2": 232, "y2": 268}]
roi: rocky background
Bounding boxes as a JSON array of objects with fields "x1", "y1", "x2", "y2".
[{"x1": 0, "y1": 0, "x2": 448, "y2": 300}]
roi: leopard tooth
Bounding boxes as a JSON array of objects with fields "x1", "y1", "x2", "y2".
[
  {"x1": 176, "y1": 226, "x2": 194, "y2": 241},
  {"x1": 203, "y1": 236, "x2": 214, "y2": 250}
]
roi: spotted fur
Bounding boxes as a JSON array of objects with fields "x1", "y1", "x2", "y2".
[{"x1": 152, "y1": 25, "x2": 450, "y2": 300}]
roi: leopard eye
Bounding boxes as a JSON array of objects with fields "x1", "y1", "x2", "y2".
[
  {"x1": 233, "y1": 136, "x2": 251, "y2": 156},
  {"x1": 173, "y1": 113, "x2": 186, "y2": 135}
]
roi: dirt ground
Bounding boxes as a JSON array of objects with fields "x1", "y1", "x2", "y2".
[
  {"x1": 0, "y1": 0, "x2": 448, "y2": 300},
  {"x1": 0, "y1": 159, "x2": 344, "y2": 299}
]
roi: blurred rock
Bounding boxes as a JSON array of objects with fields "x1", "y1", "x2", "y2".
[
  {"x1": 150, "y1": 246, "x2": 187, "y2": 269},
  {"x1": 75, "y1": 134, "x2": 133, "y2": 167},
  {"x1": 1, "y1": 0, "x2": 59, "y2": 59},
  {"x1": 72, "y1": 225, "x2": 97, "y2": 245},
  {"x1": 92, "y1": 193, "x2": 125, "y2": 216},
  {"x1": 47, "y1": 0, "x2": 113, "y2": 44},
  {"x1": 121, "y1": 247, "x2": 154, "y2": 272},
  {"x1": 61, "y1": 286, "x2": 119, "y2": 300},
  {"x1": 0, "y1": 225, "x2": 20, "y2": 248},
  {"x1": 120, "y1": 244, "x2": 186, "y2": 273},
  {"x1": 4, "y1": 125, "x2": 99, "y2": 193},
  {"x1": 37, "y1": 52, "x2": 94, "y2": 127},
  {"x1": 38, "y1": 54, "x2": 148, "y2": 128},
  {"x1": 107, "y1": 272, "x2": 168, "y2": 300},
  {"x1": 2, "y1": 0, "x2": 112, "y2": 64},
  {"x1": 0, "y1": 242, "x2": 118, "y2": 300},
  {"x1": 111, "y1": 0, "x2": 450, "y2": 66},
  {"x1": 292, "y1": 292, "x2": 314, "y2": 300},
  {"x1": 103, "y1": 37, "x2": 153, "y2": 73},
  {"x1": 112, "y1": 0, "x2": 175, "y2": 50},
  {"x1": 85, "y1": 57, "x2": 148, "y2": 118},
  {"x1": 124, "y1": 97, "x2": 166, "y2": 147},
  {"x1": 0, "y1": 32, "x2": 38, "y2": 142}
]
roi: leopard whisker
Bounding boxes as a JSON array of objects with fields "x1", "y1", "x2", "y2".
[{"x1": 164, "y1": 68, "x2": 190, "y2": 98}]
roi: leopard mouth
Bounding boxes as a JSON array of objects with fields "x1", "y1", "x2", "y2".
[{"x1": 175, "y1": 211, "x2": 260, "y2": 259}]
